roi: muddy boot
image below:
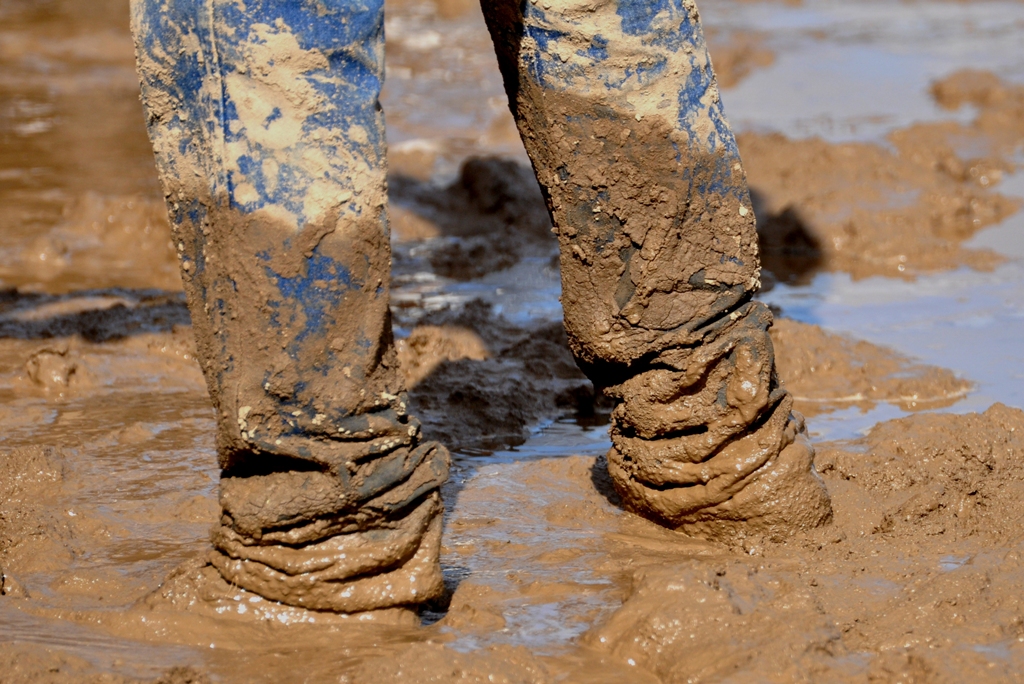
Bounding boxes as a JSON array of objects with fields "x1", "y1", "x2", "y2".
[
  {"x1": 481, "y1": 0, "x2": 832, "y2": 540},
  {"x1": 130, "y1": 0, "x2": 448, "y2": 611}
]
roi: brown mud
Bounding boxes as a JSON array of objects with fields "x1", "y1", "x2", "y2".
[
  {"x1": 744, "y1": 69, "x2": 1024, "y2": 283},
  {"x1": 2, "y1": 0, "x2": 1024, "y2": 681},
  {"x1": 7, "y1": 402, "x2": 1024, "y2": 682},
  {"x1": 703, "y1": 28, "x2": 776, "y2": 90},
  {"x1": 0, "y1": 644, "x2": 208, "y2": 684},
  {"x1": 772, "y1": 318, "x2": 972, "y2": 417}
]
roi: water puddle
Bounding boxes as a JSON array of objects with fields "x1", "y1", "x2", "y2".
[
  {"x1": 709, "y1": 0, "x2": 1024, "y2": 142},
  {"x1": 762, "y1": 168, "x2": 1024, "y2": 437}
]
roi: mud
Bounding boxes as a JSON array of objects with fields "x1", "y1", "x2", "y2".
[
  {"x1": 743, "y1": 70, "x2": 1024, "y2": 282},
  {"x1": 0, "y1": 644, "x2": 208, "y2": 684},
  {"x1": 398, "y1": 300, "x2": 603, "y2": 450},
  {"x1": 8, "y1": 403, "x2": 1024, "y2": 682},
  {"x1": 592, "y1": 403, "x2": 1024, "y2": 682},
  {"x1": 390, "y1": 156, "x2": 555, "y2": 281},
  {"x1": 703, "y1": 28, "x2": 776, "y2": 90},
  {"x1": 3, "y1": 0, "x2": 1024, "y2": 682},
  {"x1": 772, "y1": 318, "x2": 972, "y2": 417}
]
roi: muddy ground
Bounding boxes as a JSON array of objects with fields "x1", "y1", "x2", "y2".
[{"x1": 3, "y1": 0, "x2": 1024, "y2": 681}]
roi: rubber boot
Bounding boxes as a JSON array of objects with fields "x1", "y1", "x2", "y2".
[
  {"x1": 481, "y1": 0, "x2": 832, "y2": 540},
  {"x1": 130, "y1": 0, "x2": 448, "y2": 612}
]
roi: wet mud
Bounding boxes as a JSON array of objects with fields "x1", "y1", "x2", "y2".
[
  {"x1": 703, "y1": 28, "x2": 776, "y2": 90},
  {"x1": 2, "y1": 0, "x2": 1024, "y2": 681},
  {"x1": 741, "y1": 68, "x2": 1024, "y2": 282},
  {"x1": 772, "y1": 318, "x2": 972, "y2": 417}
]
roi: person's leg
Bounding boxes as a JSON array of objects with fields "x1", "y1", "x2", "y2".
[
  {"x1": 131, "y1": 0, "x2": 448, "y2": 611},
  {"x1": 481, "y1": 0, "x2": 831, "y2": 538}
]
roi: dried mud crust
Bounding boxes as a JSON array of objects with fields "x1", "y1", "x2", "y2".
[{"x1": 745, "y1": 71, "x2": 1024, "y2": 282}]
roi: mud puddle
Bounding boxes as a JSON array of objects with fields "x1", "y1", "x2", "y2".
[
  {"x1": 703, "y1": 0, "x2": 1024, "y2": 142},
  {"x1": 3, "y1": 0, "x2": 1024, "y2": 682},
  {"x1": 764, "y1": 166, "x2": 1024, "y2": 439}
]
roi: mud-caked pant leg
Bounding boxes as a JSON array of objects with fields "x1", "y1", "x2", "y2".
[
  {"x1": 130, "y1": 0, "x2": 448, "y2": 611},
  {"x1": 481, "y1": 0, "x2": 831, "y2": 539}
]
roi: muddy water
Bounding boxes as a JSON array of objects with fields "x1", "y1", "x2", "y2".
[{"x1": 3, "y1": 0, "x2": 1024, "y2": 682}]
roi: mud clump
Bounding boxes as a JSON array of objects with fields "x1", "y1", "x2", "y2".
[
  {"x1": 917, "y1": 69, "x2": 1024, "y2": 174},
  {"x1": 24, "y1": 344, "x2": 82, "y2": 393},
  {"x1": 397, "y1": 324, "x2": 490, "y2": 388},
  {"x1": 815, "y1": 403, "x2": 1024, "y2": 543}
]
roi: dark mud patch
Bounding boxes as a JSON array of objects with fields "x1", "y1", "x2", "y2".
[
  {"x1": 399, "y1": 300, "x2": 603, "y2": 451},
  {"x1": 390, "y1": 156, "x2": 555, "y2": 281},
  {"x1": 0, "y1": 290, "x2": 189, "y2": 343}
]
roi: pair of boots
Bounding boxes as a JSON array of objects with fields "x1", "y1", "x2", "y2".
[{"x1": 131, "y1": 0, "x2": 831, "y2": 613}]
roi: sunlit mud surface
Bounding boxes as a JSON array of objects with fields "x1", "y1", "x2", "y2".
[{"x1": 3, "y1": 0, "x2": 1024, "y2": 681}]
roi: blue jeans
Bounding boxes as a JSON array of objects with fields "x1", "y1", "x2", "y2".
[{"x1": 131, "y1": 0, "x2": 828, "y2": 613}]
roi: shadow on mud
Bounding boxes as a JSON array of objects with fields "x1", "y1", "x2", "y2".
[
  {"x1": 0, "y1": 288, "x2": 189, "y2": 341},
  {"x1": 407, "y1": 315, "x2": 609, "y2": 455},
  {"x1": 388, "y1": 156, "x2": 557, "y2": 281},
  {"x1": 751, "y1": 188, "x2": 825, "y2": 287}
]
